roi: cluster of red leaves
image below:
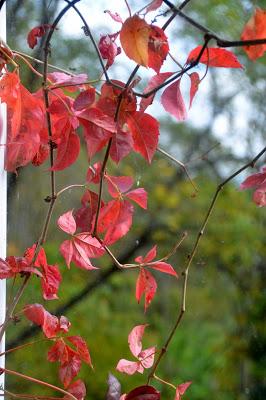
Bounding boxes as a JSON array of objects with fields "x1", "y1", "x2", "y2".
[
  {"x1": 24, "y1": 303, "x2": 91, "y2": 398},
  {"x1": 58, "y1": 171, "x2": 147, "y2": 270},
  {"x1": 0, "y1": 4, "x2": 265, "y2": 398},
  {"x1": 0, "y1": 244, "x2": 61, "y2": 301},
  {"x1": 240, "y1": 166, "x2": 266, "y2": 207}
]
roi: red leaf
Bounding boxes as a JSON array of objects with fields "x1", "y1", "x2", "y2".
[
  {"x1": 148, "y1": 26, "x2": 169, "y2": 73},
  {"x1": 110, "y1": 127, "x2": 133, "y2": 163},
  {"x1": 125, "y1": 385, "x2": 160, "y2": 400},
  {"x1": 149, "y1": 261, "x2": 178, "y2": 277},
  {"x1": 135, "y1": 246, "x2": 156, "y2": 264},
  {"x1": 73, "y1": 87, "x2": 96, "y2": 111},
  {"x1": 106, "y1": 175, "x2": 134, "y2": 197},
  {"x1": 240, "y1": 167, "x2": 266, "y2": 207},
  {"x1": 67, "y1": 336, "x2": 93, "y2": 368},
  {"x1": 241, "y1": 8, "x2": 266, "y2": 60},
  {"x1": 58, "y1": 210, "x2": 77, "y2": 235},
  {"x1": 0, "y1": 72, "x2": 46, "y2": 172},
  {"x1": 59, "y1": 355, "x2": 82, "y2": 388},
  {"x1": 116, "y1": 360, "x2": 140, "y2": 375},
  {"x1": 161, "y1": 78, "x2": 187, "y2": 121},
  {"x1": 48, "y1": 72, "x2": 88, "y2": 90},
  {"x1": 127, "y1": 112, "x2": 159, "y2": 163},
  {"x1": 64, "y1": 379, "x2": 86, "y2": 400},
  {"x1": 187, "y1": 46, "x2": 243, "y2": 68},
  {"x1": 78, "y1": 107, "x2": 116, "y2": 158},
  {"x1": 74, "y1": 190, "x2": 100, "y2": 232},
  {"x1": 189, "y1": 72, "x2": 200, "y2": 108},
  {"x1": 126, "y1": 188, "x2": 148, "y2": 209},
  {"x1": 24, "y1": 304, "x2": 70, "y2": 338},
  {"x1": 98, "y1": 199, "x2": 134, "y2": 245},
  {"x1": 136, "y1": 268, "x2": 157, "y2": 311},
  {"x1": 99, "y1": 34, "x2": 121, "y2": 68},
  {"x1": 51, "y1": 129, "x2": 80, "y2": 171},
  {"x1": 0, "y1": 255, "x2": 41, "y2": 279},
  {"x1": 41, "y1": 263, "x2": 62, "y2": 301},
  {"x1": 27, "y1": 24, "x2": 51, "y2": 49},
  {"x1": 240, "y1": 168, "x2": 266, "y2": 189},
  {"x1": 140, "y1": 72, "x2": 173, "y2": 113},
  {"x1": 78, "y1": 107, "x2": 117, "y2": 133}
]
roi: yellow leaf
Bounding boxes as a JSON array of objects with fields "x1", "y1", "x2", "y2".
[{"x1": 120, "y1": 15, "x2": 151, "y2": 66}]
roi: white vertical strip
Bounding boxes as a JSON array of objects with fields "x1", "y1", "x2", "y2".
[{"x1": 0, "y1": 2, "x2": 7, "y2": 395}]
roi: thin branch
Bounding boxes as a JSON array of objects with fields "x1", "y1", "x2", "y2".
[
  {"x1": 162, "y1": 0, "x2": 266, "y2": 47},
  {"x1": 157, "y1": 147, "x2": 198, "y2": 192},
  {"x1": 0, "y1": 275, "x2": 30, "y2": 343},
  {"x1": 13, "y1": 51, "x2": 76, "y2": 75},
  {"x1": 0, "y1": 368, "x2": 77, "y2": 400},
  {"x1": 147, "y1": 146, "x2": 266, "y2": 382},
  {"x1": 64, "y1": 0, "x2": 110, "y2": 83}
]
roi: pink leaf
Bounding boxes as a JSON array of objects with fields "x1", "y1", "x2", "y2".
[
  {"x1": 116, "y1": 360, "x2": 140, "y2": 375},
  {"x1": 104, "y1": 10, "x2": 123, "y2": 23},
  {"x1": 128, "y1": 324, "x2": 147, "y2": 357},
  {"x1": 145, "y1": 0, "x2": 163, "y2": 13},
  {"x1": 48, "y1": 72, "x2": 88, "y2": 88},
  {"x1": 138, "y1": 346, "x2": 156, "y2": 369},
  {"x1": 106, "y1": 175, "x2": 134, "y2": 198},
  {"x1": 140, "y1": 72, "x2": 173, "y2": 113},
  {"x1": 161, "y1": 78, "x2": 187, "y2": 121},
  {"x1": 58, "y1": 210, "x2": 77, "y2": 235},
  {"x1": 60, "y1": 240, "x2": 74, "y2": 269}
]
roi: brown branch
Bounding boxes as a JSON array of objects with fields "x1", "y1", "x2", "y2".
[{"x1": 147, "y1": 145, "x2": 266, "y2": 382}]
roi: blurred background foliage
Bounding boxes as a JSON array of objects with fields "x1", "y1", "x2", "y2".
[{"x1": 4, "y1": 0, "x2": 266, "y2": 399}]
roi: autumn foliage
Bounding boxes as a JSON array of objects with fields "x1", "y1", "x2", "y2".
[{"x1": 0, "y1": 1, "x2": 265, "y2": 399}]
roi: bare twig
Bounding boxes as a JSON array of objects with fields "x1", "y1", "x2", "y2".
[
  {"x1": 147, "y1": 146, "x2": 266, "y2": 381},
  {"x1": 0, "y1": 368, "x2": 77, "y2": 400}
]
